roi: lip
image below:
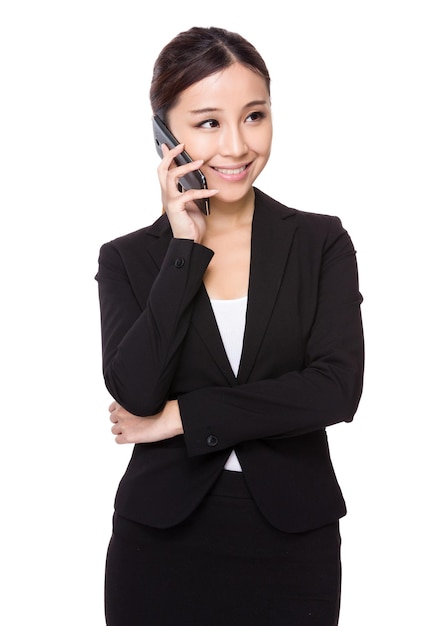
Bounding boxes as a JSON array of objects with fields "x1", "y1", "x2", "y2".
[{"x1": 210, "y1": 162, "x2": 252, "y2": 181}]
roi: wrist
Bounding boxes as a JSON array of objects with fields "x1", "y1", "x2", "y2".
[{"x1": 165, "y1": 400, "x2": 184, "y2": 437}]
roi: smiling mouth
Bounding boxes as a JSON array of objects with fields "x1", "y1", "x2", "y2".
[{"x1": 212, "y1": 165, "x2": 249, "y2": 175}]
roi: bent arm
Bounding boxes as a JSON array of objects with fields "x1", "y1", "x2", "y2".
[
  {"x1": 96, "y1": 237, "x2": 213, "y2": 415},
  {"x1": 180, "y1": 224, "x2": 364, "y2": 455}
]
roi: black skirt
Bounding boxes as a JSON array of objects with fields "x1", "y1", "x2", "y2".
[{"x1": 105, "y1": 471, "x2": 342, "y2": 626}]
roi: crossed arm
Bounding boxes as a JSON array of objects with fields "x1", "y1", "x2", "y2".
[{"x1": 109, "y1": 399, "x2": 183, "y2": 444}]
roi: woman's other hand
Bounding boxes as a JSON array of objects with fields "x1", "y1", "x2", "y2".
[{"x1": 109, "y1": 400, "x2": 183, "y2": 444}]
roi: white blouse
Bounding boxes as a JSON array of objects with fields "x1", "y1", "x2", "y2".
[{"x1": 209, "y1": 295, "x2": 247, "y2": 472}]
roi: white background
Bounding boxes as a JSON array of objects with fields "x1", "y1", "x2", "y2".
[{"x1": 1, "y1": 1, "x2": 447, "y2": 624}]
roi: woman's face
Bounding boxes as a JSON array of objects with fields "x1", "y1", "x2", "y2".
[{"x1": 166, "y1": 63, "x2": 272, "y2": 208}]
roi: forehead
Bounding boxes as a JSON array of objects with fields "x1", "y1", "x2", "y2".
[{"x1": 175, "y1": 63, "x2": 269, "y2": 111}]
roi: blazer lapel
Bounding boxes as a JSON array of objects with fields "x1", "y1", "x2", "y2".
[
  {"x1": 144, "y1": 191, "x2": 298, "y2": 386},
  {"x1": 191, "y1": 286, "x2": 238, "y2": 385},
  {"x1": 237, "y1": 189, "x2": 297, "y2": 383}
]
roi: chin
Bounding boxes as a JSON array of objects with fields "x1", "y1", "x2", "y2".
[{"x1": 217, "y1": 186, "x2": 254, "y2": 206}]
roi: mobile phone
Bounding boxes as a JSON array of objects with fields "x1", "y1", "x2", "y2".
[{"x1": 152, "y1": 115, "x2": 210, "y2": 215}]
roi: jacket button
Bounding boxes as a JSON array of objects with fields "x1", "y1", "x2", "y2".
[
  {"x1": 206, "y1": 434, "x2": 218, "y2": 447},
  {"x1": 174, "y1": 257, "x2": 185, "y2": 268}
]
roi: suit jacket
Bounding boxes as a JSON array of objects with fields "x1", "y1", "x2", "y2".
[{"x1": 95, "y1": 187, "x2": 364, "y2": 532}]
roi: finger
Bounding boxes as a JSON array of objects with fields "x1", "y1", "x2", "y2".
[
  {"x1": 109, "y1": 405, "x2": 119, "y2": 423},
  {"x1": 165, "y1": 158, "x2": 204, "y2": 181},
  {"x1": 181, "y1": 187, "x2": 219, "y2": 207},
  {"x1": 160, "y1": 160, "x2": 205, "y2": 193},
  {"x1": 159, "y1": 143, "x2": 186, "y2": 171},
  {"x1": 111, "y1": 423, "x2": 121, "y2": 435},
  {"x1": 161, "y1": 142, "x2": 184, "y2": 157}
]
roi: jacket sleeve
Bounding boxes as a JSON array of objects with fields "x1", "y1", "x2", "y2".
[
  {"x1": 96, "y1": 237, "x2": 214, "y2": 415},
  {"x1": 180, "y1": 219, "x2": 364, "y2": 456}
]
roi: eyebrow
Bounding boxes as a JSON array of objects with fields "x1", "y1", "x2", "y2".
[{"x1": 188, "y1": 100, "x2": 269, "y2": 115}]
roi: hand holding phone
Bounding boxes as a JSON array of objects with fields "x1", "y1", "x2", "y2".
[{"x1": 152, "y1": 115, "x2": 210, "y2": 215}]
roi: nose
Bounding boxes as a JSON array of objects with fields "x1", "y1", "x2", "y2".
[{"x1": 219, "y1": 124, "x2": 248, "y2": 157}]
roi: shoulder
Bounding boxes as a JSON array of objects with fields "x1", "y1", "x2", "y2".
[
  {"x1": 254, "y1": 187, "x2": 346, "y2": 241},
  {"x1": 95, "y1": 214, "x2": 171, "y2": 280},
  {"x1": 99, "y1": 214, "x2": 170, "y2": 253},
  {"x1": 97, "y1": 214, "x2": 171, "y2": 265}
]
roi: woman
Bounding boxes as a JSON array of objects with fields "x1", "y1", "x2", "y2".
[{"x1": 96, "y1": 26, "x2": 364, "y2": 626}]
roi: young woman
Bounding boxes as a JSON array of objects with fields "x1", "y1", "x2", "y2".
[{"x1": 96, "y1": 26, "x2": 364, "y2": 626}]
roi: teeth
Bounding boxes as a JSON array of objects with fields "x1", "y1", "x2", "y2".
[{"x1": 214, "y1": 166, "x2": 246, "y2": 175}]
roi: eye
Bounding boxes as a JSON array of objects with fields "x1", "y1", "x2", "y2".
[
  {"x1": 246, "y1": 111, "x2": 266, "y2": 122},
  {"x1": 197, "y1": 119, "x2": 220, "y2": 129}
]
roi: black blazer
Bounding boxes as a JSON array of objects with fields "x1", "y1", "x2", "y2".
[{"x1": 96, "y1": 188, "x2": 364, "y2": 532}]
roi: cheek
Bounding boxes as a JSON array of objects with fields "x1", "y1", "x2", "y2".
[
  {"x1": 254, "y1": 139, "x2": 272, "y2": 161},
  {"x1": 250, "y1": 128, "x2": 273, "y2": 156},
  {"x1": 184, "y1": 135, "x2": 215, "y2": 162}
]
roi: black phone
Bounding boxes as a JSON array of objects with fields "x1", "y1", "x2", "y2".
[{"x1": 152, "y1": 115, "x2": 210, "y2": 215}]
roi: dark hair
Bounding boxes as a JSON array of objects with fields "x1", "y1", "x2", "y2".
[{"x1": 150, "y1": 26, "x2": 270, "y2": 120}]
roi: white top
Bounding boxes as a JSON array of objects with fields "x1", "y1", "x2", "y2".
[{"x1": 209, "y1": 295, "x2": 247, "y2": 472}]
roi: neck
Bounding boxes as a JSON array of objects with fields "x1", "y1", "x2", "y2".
[{"x1": 207, "y1": 187, "x2": 255, "y2": 229}]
